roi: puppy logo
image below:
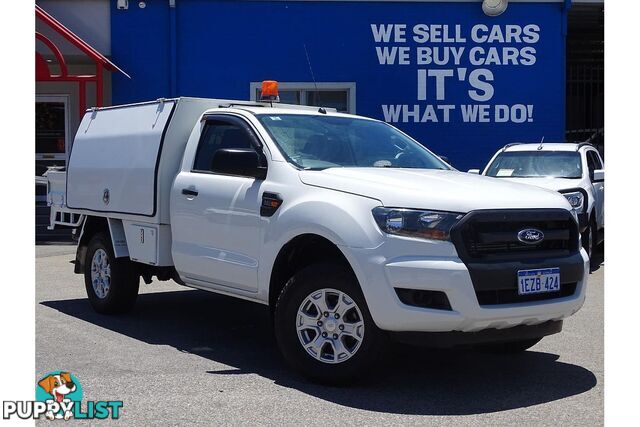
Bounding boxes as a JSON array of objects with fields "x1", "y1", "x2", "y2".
[
  {"x1": 36, "y1": 371, "x2": 83, "y2": 420},
  {"x1": 38, "y1": 373, "x2": 76, "y2": 403}
]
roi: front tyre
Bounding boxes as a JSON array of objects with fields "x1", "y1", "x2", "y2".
[
  {"x1": 274, "y1": 262, "x2": 386, "y2": 384},
  {"x1": 84, "y1": 233, "x2": 139, "y2": 314}
]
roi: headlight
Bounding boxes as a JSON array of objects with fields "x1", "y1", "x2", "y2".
[
  {"x1": 372, "y1": 207, "x2": 463, "y2": 241},
  {"x1": 562, "y1": 191, "x2": 584, "y2": 211}
]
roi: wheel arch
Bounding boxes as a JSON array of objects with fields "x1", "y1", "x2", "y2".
[
  {"x1": 75, "y1": 216, "x2": 130, "y2": 273},
  {"x1": 589, "y1": 207, "x2": 597, "y2": 225},
  {"x1": 268, "y1": 233, "x2": 360, "y2": 312}
]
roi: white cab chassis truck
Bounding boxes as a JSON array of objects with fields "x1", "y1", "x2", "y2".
[{"x1": 47, "y1": 97, "x2": 589, "y2": 383}]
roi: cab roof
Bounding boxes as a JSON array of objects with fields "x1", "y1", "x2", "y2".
[
  {"x1": 502, "y1": 142, "x2": 590, "y2": 152},
  {"x1": 203, "y1": 104, "x2": 376, "y2": 121}
]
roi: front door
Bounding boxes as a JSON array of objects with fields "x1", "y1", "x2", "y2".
[
  {"x1": 36, "y1": 95, "x2": 69, "y2": 174},
  {"x1": 36, "y1": 95, "x2": 70, "y2": 202},
  {"x1": 171, "y1": 115, "x2": 266, "y2": 293},
  {"x1": 585, "y1": 149, "x2": 604, "y2": 229}
]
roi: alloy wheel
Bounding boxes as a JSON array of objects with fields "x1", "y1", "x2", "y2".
[
  {"x1": 90, "y1": 249, "x2": 111, "y2": 299},
  {"x1": 296, "y1": 288, "x2": 365, "y2": 364}
]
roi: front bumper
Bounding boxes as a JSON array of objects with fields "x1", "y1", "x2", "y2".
[{"x1": 342, "y1": 236, "x2": 589, "y2": 336}]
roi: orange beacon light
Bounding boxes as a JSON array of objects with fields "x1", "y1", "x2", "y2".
[{"x1": 260, "y1": 80, "x2": 280, "y2": 102}]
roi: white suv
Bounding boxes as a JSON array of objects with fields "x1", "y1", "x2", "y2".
[{"x1": 470, "y1": 142, "x2": 604, "y2": 268}]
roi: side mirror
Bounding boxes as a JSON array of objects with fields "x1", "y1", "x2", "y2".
[
  {"x1": 467, "y1": 169, "x2": 481, "y2": 174},
  {"x1": 592, "y1": 169, "x2": 604, "y2": 182},
  {"x1": 211, "y1": 148, "x2": 267, "y2": 180}
]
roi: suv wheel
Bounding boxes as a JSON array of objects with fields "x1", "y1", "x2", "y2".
[
  {"x1": 84, "y1": 233, "x2": 139, "y2": 314},
  {"x1": 274, "y1": 262, "x2": 386, "y2": 384}
]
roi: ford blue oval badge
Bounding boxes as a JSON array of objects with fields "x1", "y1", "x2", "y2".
[{"x1": 517, "y1": 228, "x2": 544, "y2": 244}]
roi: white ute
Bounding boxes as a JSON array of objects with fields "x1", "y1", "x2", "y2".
[
  {"x1": 470, "y1": 142, "x2": 604, "y2": 269},
  {"x1": 46, "y1": 93, "x2": 589, "y2": 383}
]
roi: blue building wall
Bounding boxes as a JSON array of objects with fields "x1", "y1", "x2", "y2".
[{"x1": 111, "y1": 0, "x2": 568, "y2": 171}]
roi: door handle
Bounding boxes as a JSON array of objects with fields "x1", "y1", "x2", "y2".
[{"x1": 181, "y1": 188, "x2": 199, "y2": 197}]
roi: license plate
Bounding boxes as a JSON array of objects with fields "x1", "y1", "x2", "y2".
[{"x1": 517, "y1": 268, "x2": 561, "y2": 295}]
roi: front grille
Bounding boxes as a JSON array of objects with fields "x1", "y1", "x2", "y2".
[
  {"x1": 450, "y1": 209, "x2": 584, "y2": 306},
  {"x1": 476, "y1": 282, "x2": 578, "y2": 305},
  {"x1": 451, "y1": 209, "x2": 580, "y2": 261}
]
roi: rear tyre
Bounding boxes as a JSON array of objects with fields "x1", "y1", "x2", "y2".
[
  {"x1": 475, "y1": 337, "x2": 542, "y2": 354},
  {"x1": 274, "y1": 262, "x2": 386, "y2": 385},
  {"x1": 84, "y1": 232, "x2": 139, "y2": 314}
]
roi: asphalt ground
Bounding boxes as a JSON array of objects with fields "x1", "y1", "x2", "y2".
[{"x1": 36, "y1": 243, "x2": 603, "y2": 426}]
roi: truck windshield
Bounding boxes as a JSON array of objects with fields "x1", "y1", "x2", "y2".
[
  {"x1": 256, "y1": 114, "x2": 449, "y2": 170},
  {"x1": 485, "y1": 151, "x2": 583, "y2": 178}
]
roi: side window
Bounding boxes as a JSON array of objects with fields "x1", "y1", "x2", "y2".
[
  {"x1": 193, "y1": 119, "x2": 255, "y2": 173},
  {"x1": 585, "y1": 151, "x2": 596, "y2": 178},
  {"x1": 590, "y1": 151, "x2": 603, "y2": 170}
]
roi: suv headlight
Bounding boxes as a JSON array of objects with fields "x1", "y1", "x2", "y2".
[
  {"x1": 372, "y1": 207, "x2": 464, "y2": 241},
  {"x1": 562, "y1": 191, "x2": 584, "y2": 211}
]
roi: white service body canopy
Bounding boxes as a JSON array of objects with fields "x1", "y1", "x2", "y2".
[{"x1": 67, "y1": 100, "x2": 175, "y2": 217}]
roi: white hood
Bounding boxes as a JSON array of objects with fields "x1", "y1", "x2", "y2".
[{"x1": 299, "y1": 168, "x2": 573, "y2": 213}]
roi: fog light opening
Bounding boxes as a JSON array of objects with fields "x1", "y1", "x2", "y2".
[{"x1": 395, "y1": 288, "x2": 452, "y2": 311}]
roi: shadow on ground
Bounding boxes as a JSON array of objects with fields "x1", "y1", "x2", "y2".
[{"x1": 41, "y1": 288, "x2": 597, "y2": 415}]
